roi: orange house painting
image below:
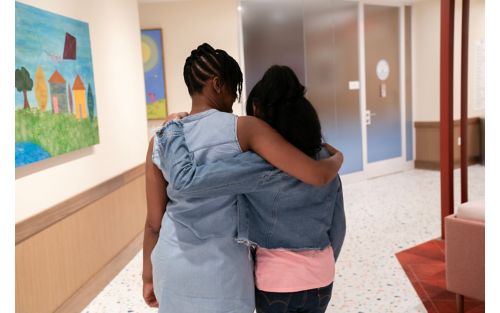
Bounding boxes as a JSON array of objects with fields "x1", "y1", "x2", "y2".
[{"x1": 73, "y1": 75, "x2": 87, "y2": 120}]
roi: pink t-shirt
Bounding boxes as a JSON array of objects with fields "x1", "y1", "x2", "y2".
[{"x1": 254, "y1": 245, "x2": 335, "y2": 292}]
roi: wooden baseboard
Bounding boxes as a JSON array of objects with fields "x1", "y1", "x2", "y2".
[
  {"x1": 414, "y1": 160, "x2": 440, "y2": 170},
  {"x1": 415, "y1": 157, "x2": 480, "y2": 170},
  {"x1": 54, "y1": 231, "x2": 144, "y2": 313}
]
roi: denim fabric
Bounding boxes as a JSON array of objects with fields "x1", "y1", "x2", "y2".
[
  {"x1": 154, "y1": 109, "x2": 243, "y2": 239},
  {"x1": 151, "y1": 109, "x2": 254, "y2": 313},
  {"x1": 160, "y1": 120, "x2": 346, "y2": 261},
  {"x1": 255, "y1": 283, "x2": 333, "y2": 313}
]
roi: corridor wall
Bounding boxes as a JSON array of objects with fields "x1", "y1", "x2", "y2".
[
  {"x1": 139, "y1": 0, "x2": 242, "y2": 137},
  {"x1": 15, "y1": 0, "x2": 149, "y2": 312},
  {"x1": 413, "y1": 0, "x2": 484, "y2": 169},
  {"x1": 413, "y1": 0, "x2": 484, "y2": 121},
  {"x1": 15, "y1": 0, "x2": 148, "y2": 222}
]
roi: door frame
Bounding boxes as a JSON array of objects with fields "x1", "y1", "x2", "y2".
[{"x1": 357, "y1": 2, "x2": 412, "y2": 179}]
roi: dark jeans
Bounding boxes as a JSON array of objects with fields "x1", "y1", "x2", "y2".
[{"x1": 255, "y1": 283, "x2": 333, "y2": 313}]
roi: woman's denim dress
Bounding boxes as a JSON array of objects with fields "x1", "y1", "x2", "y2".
[{"x1": 151, "y1": 109, "x2": 255, "y2": 313}]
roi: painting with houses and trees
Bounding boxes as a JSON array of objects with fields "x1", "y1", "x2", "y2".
[{"x1": 15, "y1": 2, "x2": 99, "y2": 167}]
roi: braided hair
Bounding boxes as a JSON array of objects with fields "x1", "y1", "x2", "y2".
[
  {"x1": 247, "y1": 65, "x2": 323, "y2": 157},
  {"x1": 183, "y1": 43, "x2": 243, "y2": 100}
]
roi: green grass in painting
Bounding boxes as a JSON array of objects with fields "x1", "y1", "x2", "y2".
[
  {"x1": 147, "y1": 99, "x2": 167, "y2": 120},
  {"x1": 15, "y1": 109, "x2": 99, "y2": 156}
]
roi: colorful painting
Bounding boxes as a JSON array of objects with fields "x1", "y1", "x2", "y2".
[
  {"x1": 141, "y1": 29, "x2": 168, "y2": 120},
  {"x1": 15, "y1": 2, "x2": 99, "y2": 167}
]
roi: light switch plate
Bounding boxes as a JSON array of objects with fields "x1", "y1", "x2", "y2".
[{"x1": 349, "y1": 81, "x2": 360, "y2": 90}]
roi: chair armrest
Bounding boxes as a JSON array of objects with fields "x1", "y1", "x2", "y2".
[{"x1": 445, "y1": 215, "x2": 485, "y2": 301}]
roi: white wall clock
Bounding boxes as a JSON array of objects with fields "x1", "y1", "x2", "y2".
[{"x1": 376, "y1": 59, "x2": 390, "y2": 81}]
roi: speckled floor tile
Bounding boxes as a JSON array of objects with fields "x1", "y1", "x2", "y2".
[
  {"x1": 82, "y1": 165, "x2": 485, "y2": 313},
  {"x1": 82, "y1": 251, "x2": 157, "y2": 313}
]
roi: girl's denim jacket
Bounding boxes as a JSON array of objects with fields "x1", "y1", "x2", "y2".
[{"x1": 157, "y1": 120, "x2": 346, "y2": 260}]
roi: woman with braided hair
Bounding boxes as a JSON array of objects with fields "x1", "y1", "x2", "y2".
[{"x1": 143, "y1": 44, "x2": 343, "y2": 313}]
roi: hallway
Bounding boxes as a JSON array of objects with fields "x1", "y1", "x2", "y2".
[{"x1": 83, "y1": 165, "x2": 485, "y2": 313}]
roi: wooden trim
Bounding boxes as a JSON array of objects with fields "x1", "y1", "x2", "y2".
[
  {"x1": 460, "y1": 0, "x2": 470, "y2": 203},
  {"x1": 414, "y1": 117, "x2": 479, "y2": 128},
  {"x1": 16, "y1": 175, "x2": 146, "y2": 313},
  {"x1": 415, "y1": 160, "x2": 440, "y2": 170},
  {"x1": 15, "y1": 164, "x2": 145, "y2": 245},
  {"x1": 440, "y1": 0, "x2": 455, "y2": 239},
  {"x1": 54, "y1": 232, "x2": 144, "y2": 313},
  {"x1": 414, "y1": 118, "x2": 480, "y2": 171},
  {"x1": 415, "y1": 157, "x2": 480, "y2": 170}
]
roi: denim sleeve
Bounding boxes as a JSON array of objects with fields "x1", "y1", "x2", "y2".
[
  {"x1": 329, "y1": 176, "x2": 346, "y2": 261},
  {"x1": 157, "y1": 120, "x2": 284, "y2": 197}
]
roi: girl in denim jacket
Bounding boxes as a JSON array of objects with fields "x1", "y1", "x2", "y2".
[{"x1": 158, "y1": 65, "x2": 346, "y2": 313}]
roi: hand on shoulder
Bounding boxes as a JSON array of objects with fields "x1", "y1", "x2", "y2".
[{"x1": 164, "y1": 112, "x2": 189, "y2": 125}]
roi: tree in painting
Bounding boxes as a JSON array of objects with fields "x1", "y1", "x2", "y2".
[
  {"x1": 87, "y1": 84, "x2": 95, "y2": 121},
  {"x1": 34, "y1": 65, "x2": 48, "y2": 112},
  {"x1": 15, "y1": 67, "x2": 33, "y2": 109}
]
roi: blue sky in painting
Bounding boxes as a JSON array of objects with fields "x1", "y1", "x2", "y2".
[
  {"x1": 15, "y1": 1, "x2": 97, "y2": 114},
  {"x1": 142, "y1": 29, "x2": 166, "y2": 104}
]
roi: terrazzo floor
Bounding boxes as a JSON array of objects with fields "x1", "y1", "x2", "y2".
[{"x1": 82, "y1": 165, "x2": 485, "y2": 313}]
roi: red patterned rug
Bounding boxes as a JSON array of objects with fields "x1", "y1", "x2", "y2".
[{"x1": 395, "y1": 239, "x2": 484, "y2": 313}]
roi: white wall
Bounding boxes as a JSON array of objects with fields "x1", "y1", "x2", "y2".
[
  {"x1": 466, "y1": 0, "x2": 485, "y2": 113},
  {"x1": 138, "y1": 0, "x2": 242, "y2": 137},
  {"x1": 413, "y1": 0, "x2": 485, "y2": 121},
  {"x1": 413, "y1": 0, "x2": 440, "y2": 121},
  {"x1": 15, "y1": 0, "x2": 149, "y2": 222}
]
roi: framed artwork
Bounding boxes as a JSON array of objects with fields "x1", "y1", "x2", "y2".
[
  {"x1": 141, "y1": 28, "x2": 168, "y2": 120},
  {"x1": 15, "y1": 2, "x2": 99, "y2": 167}
]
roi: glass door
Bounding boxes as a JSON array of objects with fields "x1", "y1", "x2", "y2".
[
  {"x1": 304, "y1": 0, "x2": 363, "y2": 174},
  {"x1": 241, "y1": 0, "x2": 364, "y2": 175}
]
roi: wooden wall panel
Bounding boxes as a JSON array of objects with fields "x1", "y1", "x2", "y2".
[
  {"x1": 415, "y1": 118, "x2": 481, "y2": 170},
  {"x1": 16, "y1": 174, "x2": 146, "y2": 313},
  {"x1": 16, "y1": 165, "x2": 145, "y2": 244}
]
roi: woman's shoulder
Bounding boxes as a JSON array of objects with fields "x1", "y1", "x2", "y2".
[
  {"x1": 237, "y1": 115, "x2": 264, "y2": 126},
  {"x1": 236, "y1": 115, "x2": 274, "y2": 151},
  {"x1": 196, "y1": 109, "x2": 238, "y2": 127}
]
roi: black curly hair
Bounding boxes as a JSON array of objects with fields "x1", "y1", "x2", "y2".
[{"x1": 247, "y1": 65, "x2": 323, "y2": 157}]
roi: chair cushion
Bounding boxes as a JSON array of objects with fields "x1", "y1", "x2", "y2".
[{"x1": 456, "y1": 198, "x2": 485, "y2": 222}]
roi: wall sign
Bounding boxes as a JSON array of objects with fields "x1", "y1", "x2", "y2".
[{"x1": 376, "y1": 59, "x2": 390, "y2": 81}]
